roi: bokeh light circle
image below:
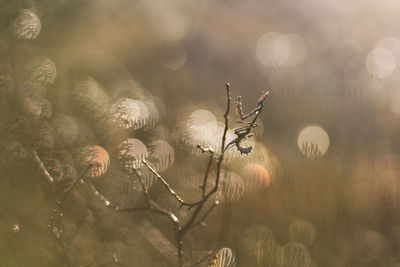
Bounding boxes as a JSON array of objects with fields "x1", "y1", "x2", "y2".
[
  {"x1": 142, "y1": 100, "x2": 160, "y2": 131},
  {"x1": 190, "y1": 109, "x2": 217, "y2": 126},
  {"x1": 148, "y1": 140, "x2": 175, "y2": 172},
  {"x1": 29, "y1": 58, "x2": 57, "y2": 85},
  {"x1": 216, "y1": 171, "x2": 245, "y2": 202},
  {"x1": 282, "y1": 243, "x2": 312, "y2": 267},
  {"x1": 111, "y1": 98, "x2": 150, "y2": 130},
  {"x1": 241, "y1": 163, "x2": 270, "y2": 193},
  {"x1": 297, "y1": 125, "x2": 330, "y2": 158},
  {"x1": 80, "y1": 145, "x2": 110, "y2": 177},
  {"x1": 210, "y1": 247, "x2": 236, "y2": 267},
  {"x1": 365, "y1": 47, "x2": 396, "y2": 79},
  {"x1": 117, "y1": 138, "x2": 148, "y2": 171},
  {"x1": 72, "y1": 77, "x2": 110, "y2": 119},
  {"x1": 256, "y1": 32, "x2": 291, "y2": 68},
  {"x1": 289, "y1": 219, "x2": 316, "y2": 245},
  {"x1": 11, "y1": 9, "x2": 41, "y2": 39},
  {"x1": 239, "y1": 224, "x2": 274, "y2": 265},
  {"x1": 376, "y1": 37, "x2": 400, "y2": 63},
  {"x1": 179, "y1": 109, "x2": 222, "y2": 155},
  {"x1": 286, "y1": 34, "x2": 308, "y2": 66}
]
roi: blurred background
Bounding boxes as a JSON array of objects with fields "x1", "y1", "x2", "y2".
[{"x1": 1, "y1": 0, "x2": 400, "y2": 266}]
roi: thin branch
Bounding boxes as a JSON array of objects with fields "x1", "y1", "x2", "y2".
[
  {"x1": 142, "y1": 160, "x2": 190, "y2": 208},
  {"x1": 117, "y1": 83, "x2": 267, "y2": 267},
  {"x1": 48, "y1": 203, "x2": 70, "y2": 267},
  {"x1": 222, "y1": 83, "x2": 232, "y2": 149},
  {"x1": 32, "y1": 150, "x2": 72, "y2": 266},
  {"x1": 32, "y1": 150, "x2": 54, "y2": 183},
  {"x1": 58, "y1": 166, "x2": 92, "y2": 205},
  {"x1": 87, "y1": 183, "x2": 119, "y2": 209},
  {"x1": 190, "y1": 200, "x2": 220, "y2": 229},
  {"x1": 176, "y1": 83, "x2": 232, "y2": 267},
  {"x1": 58, "y1": 178, "x2": 83, "y2": 205},
  {"x1": 135, "y1": 167, "x2": 180, "y2": 231},
  {"x1": 142, "y1": 159, "x2": 211, "y2": 209},
  {"x1": 196, "y1": 144, "x2": 217, "y2": 159},
  {"x1": 118, "y1": 167, "x2": 181, "y2": 233},
  {"x1": 201, "y1": 156, "x2": 214, "y2": 197}
]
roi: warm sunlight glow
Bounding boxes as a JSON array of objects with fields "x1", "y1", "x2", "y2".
[
  {"x1": 81, "y1": 145, "x2": 110, "y2": 177},
  {"x1": 297, "y1": 125, "x2": 330, "y2": 158}
]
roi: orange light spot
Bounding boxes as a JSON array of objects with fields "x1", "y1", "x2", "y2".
[{"x1": 243, "y1": 163, "x2": 270, "y2": 188}]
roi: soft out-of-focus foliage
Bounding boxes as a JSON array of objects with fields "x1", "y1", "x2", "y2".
[
  {"x1": 215, "y1": 171, "x2": 245, "y2": 203},
  {"x1": 117, "y1": 138, "x2": 148, "y2": 171},
  {"x1": 282, "y1": 242, "x2": 312, "y2": 267},
  {"x1": 1, "y1": 0, "x2": 400, "y2": 266},
  {"x1": 289, "y1": 219, "x2": 316, "y2": 246},
  {"x1": 10, "y1": 9, "x2": 41, "y2": 39},
  {"x1": 72, "y1": 77, "x2": 110, "y2": 120},
  {"x1": 148, "y1": 139, "x2": 175, "y2": 172},
  {"x1": 239, "y1": 224, "x2": 274, "y2": 265}
]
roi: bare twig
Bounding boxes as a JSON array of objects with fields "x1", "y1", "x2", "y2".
[
  {"x1": 190, "y1": 200, "x2": 220, "y2": 229},
  {"x1": 142, "y1": 160, "x2": 189, "y2": 208},
  {"x1": 137, "y1": 83, "x2": 267, "y2": 267},
  {"x1": 117, "y1": 83, "x2": 266, "y2": 267},
  {"x1": 58, "y1": 166, "x2": 92, "y2": 205},
  {"x1": 32, "y1": 150, "x2": 54, "y2": 183},
  {"x1": 134, "y1": 168, "x2": 181, "y2": 257},
  {"x1": 201, "y1": 156, "x2": 214, "y2": 197},
  {"x1": 32, "y1": 150, "x2": 72, "y2": 266},
  {"x1": 175, "y1": 83, "x2": 232, "y2": 267},
  {"x1": 196, "y1": 144, "x2": 217, "y2": 159},
  {"x1": 87, "y1": 183, "x2": 118, "y2": 209},
  {"x1": 221, "y1": 83, "x2": 232, "y2": 154},
  {"x1": 3, "y1": 82, "x2": 266, "y2": 267},
  {"x1": 48, "y1": 204, "x2": 70, "y2": 267},
  {"x1": 142, "y1": 155, "x2": 212, "y2": 209},
  {"x1": 118, "y1": 167, "x2": 181, "y2": 243}
]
